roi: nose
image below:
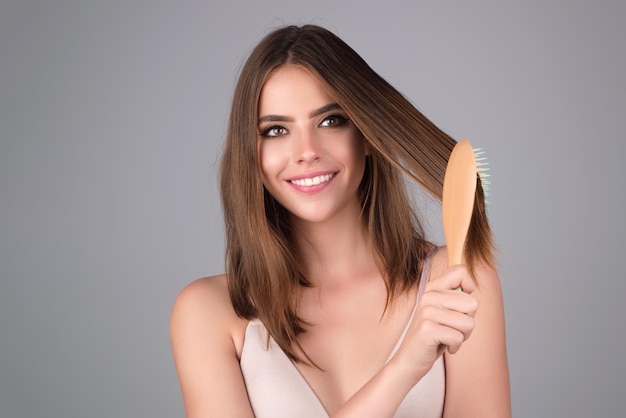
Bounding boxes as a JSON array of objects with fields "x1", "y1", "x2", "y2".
[{"x1": 292, "y1": 128, "x2": 322, "y2": 164}]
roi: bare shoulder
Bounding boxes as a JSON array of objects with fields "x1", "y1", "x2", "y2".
[
  {"x1": 170, "y1": 275, "x2": 254, "y2": 416},
  {"x1": 170, "y1": 274, "x2": 247, "y2": 354},
  {"x1": 172, "y1": 274, "x2": 234, "y2": 321}
]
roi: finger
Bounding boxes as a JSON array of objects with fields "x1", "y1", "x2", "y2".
[
  {"x1": 432, "y1": 326, "x2": 467, "y2": 355},
  {"x1": 425, "y1": 264, "x2": 475, "y2": 294},
  {"x1": 458, "y1": 269, "x2": 477, "y2": 294},
  {"x1": 418, "y1": 306, "x2": 476, "y2": 341},
  {"x1": 420, "y1": 289, "x2": 479, "y2": 318},
  {"x1": 439, "y1": 292, "x2": 479, "y2": 317}
]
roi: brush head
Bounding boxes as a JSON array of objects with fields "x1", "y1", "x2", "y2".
[
  {"x1": 473, "y1": 147, "x2": 491, "y2": 212},
  {"x1": 442, "y1": 139, "x2": 477, "y2": 267}
]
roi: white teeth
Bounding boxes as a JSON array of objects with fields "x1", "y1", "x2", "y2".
[{"x1": 290, "y1": 174, "x2": 334, "y2": 187}]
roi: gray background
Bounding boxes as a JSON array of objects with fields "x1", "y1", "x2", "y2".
[{"x1": 1, "y1": 0, "x2": 624, "y2": 417}]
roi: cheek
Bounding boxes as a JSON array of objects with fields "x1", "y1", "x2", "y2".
[{"x1": 258, "y1": 142, "x2": 284, "y2": 184}]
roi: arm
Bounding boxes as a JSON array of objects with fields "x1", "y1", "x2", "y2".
[
  {"x1": 332, "y1": 255, "x2": 481, "y2": 417},
  {"x1": 170, "y1": 275, "x2": 254, "y2": 418},
  {"x1": 333, "y1": 250, "x2": 510, "y2": 418},
  {"x1": 442, "y1": 262, "x2": 511, "y2": 418}
]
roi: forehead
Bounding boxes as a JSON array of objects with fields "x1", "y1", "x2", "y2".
[{"x1": 258, "y1": 65, "x2": 334, "y2": 116}]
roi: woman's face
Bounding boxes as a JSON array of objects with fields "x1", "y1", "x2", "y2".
[{"x1": 257, "y1": 65, "x2": 366, "y2": 226}]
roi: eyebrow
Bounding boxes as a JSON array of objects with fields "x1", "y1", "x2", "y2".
[{"x1": 257, "y1": 103, "x2": 342, "y2": 125}]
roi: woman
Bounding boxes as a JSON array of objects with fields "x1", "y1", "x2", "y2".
[{"x1": 171, "y1": 24, "x2": 510, "y2": 417}]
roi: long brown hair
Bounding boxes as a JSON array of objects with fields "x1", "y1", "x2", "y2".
[{"x1": 220, "y1": 24, "x2": 494, "y2": 362}]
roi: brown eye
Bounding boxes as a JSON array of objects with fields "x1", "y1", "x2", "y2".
[
  {"x1": 260, "y1": 126, "x2": 288, "y2": 137},
  {"x1": 319, "y1": 115, "x2": 348, "y2": 128}
]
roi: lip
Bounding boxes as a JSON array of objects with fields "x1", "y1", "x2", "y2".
[{"x1": 285, "y1": 170, "x2": 337, "y2": 193}]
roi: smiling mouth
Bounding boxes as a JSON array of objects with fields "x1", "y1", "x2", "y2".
[{"x1": 289, "y1": 173, "x2": 335, "y2": 187}]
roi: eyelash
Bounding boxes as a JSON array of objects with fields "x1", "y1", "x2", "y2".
[
  {"x1": 259, "y1": 126, "x2": 288, "y2": 138},
  {"x1": 259, "y1": 115, "x2": 350, "y2": 138},
  {"x1": 320, "y1": 114, "x2": 349, "y2": 128}
]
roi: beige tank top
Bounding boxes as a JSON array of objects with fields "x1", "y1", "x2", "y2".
[{"x1": 240, "y1": 249, "x2": 445, "y2": 417}]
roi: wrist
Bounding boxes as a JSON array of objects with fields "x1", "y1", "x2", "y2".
[{"x1": 384, "y1": 354, "x2": 429, "y2": 389}]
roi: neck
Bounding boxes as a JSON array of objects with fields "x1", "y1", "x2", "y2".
[{"x1": 291, "y1": 204, "x2": 379, "y2": 286}]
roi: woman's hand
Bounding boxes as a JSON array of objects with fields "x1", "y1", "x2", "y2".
[
  {"x1": 333, "y1": 253, "x2": 510, "y2": 418},
  {"x1": 389, "y1": 264, "x2": 479, "y2": 385}
]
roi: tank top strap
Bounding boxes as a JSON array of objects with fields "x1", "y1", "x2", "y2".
[{"x1": 386, "y1": 245, "x2": 438, "y2": 362}]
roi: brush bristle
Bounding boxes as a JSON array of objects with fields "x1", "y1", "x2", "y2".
[{"x1": 473, "y1": 147, "x2": 491, "y2": 212}]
